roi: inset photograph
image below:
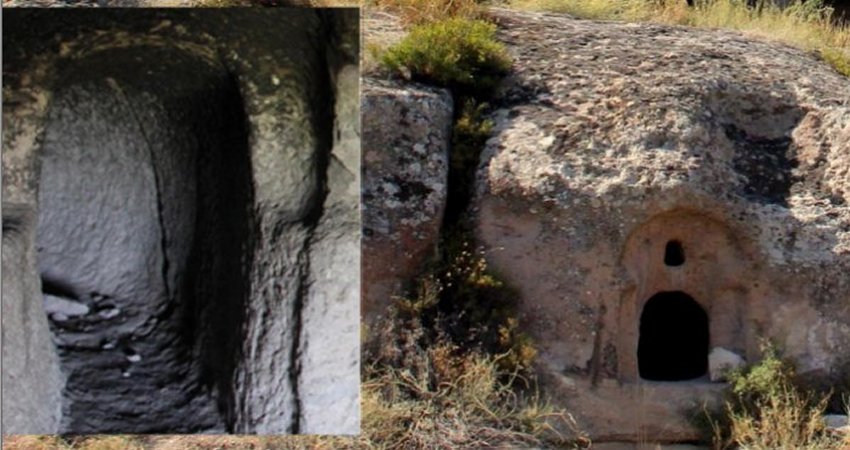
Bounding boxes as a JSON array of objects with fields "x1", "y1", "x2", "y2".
[
  {"x1": 2, "y1": 8, "x2": 360, "y2": 435},
  {"x1": 1, "y1": 0, "x2": 357, "y2": 8}
]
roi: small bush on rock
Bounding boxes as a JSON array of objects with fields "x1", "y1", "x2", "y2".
[
  {"x1": 706, "y1": 344, "x2": 841, "y2": 450},
  {"x1": 381, "y1": 18, "x2": 512, "y2": 97}
]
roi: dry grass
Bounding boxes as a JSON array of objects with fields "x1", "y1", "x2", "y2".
[
  {"x1": 705, "y1": 345, "x2": 848, "y2": 450},
  {"x1": 2, "y1": 436, "x2": 144, "y2": 450},
  {"x1": 145, "y1": 435, "x2": 358, "y2": 449},
  {"x1": 3, "y1": 436, "x2": 70, "y2": 450},
  {"x1": 190, "y1": 0, "x2": 251, "y2": 6},
  {"x1": 509, "y1": 0, "x2": 850, "y2": 76},
  {"x1": 357, "y1": 281, "x2": 586, "y2": 450},
  {"x1": 718, "y1": 389, "x2": 838, "y2": 450},
  {"x1": 303, "y1": 0, "x2": 360, "y2": 4},
  {"x1": 369, "y1": 0, "x2": 482, "y2": 26},
  {"x1": 360, "y1": 341, "x2": 585, "y2": 449}
]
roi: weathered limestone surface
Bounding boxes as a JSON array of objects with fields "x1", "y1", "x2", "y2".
[
  {"x1": 2, "y1": 9, "x2": 359, "y2": 434},
  {"x1": 361, "y1": 77, "x2": 453, "y2": 323},
  {"x1": 475, "y1": 8, "x2": 850, "y2": 442}
]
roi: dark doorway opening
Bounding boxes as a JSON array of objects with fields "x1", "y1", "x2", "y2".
[
  {"x1": 664, "y1": 240, "x2": 685, "y2": 266},
  {"x1": 638, "y1": 291, "x2": 708, "y2": 381}
]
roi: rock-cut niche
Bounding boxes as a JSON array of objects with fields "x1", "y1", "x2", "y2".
[
  {"x1": 619, "y1": 211, "x2": 751, "y2": 383},
  {"x1": 36, "y1": 46, "x2": 253, "y2": 433}
]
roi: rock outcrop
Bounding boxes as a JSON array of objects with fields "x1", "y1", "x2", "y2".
[
  {"x1": 708, "y1": 347, "x2": 746, "y2": 382},
  {"x1": 2, "y1": 8, "x2": 359, "y2": 435},
  {"x1": 360, "y1": 9, "x2": 454, "y2": 324},
  {"x1": 475, "y1": 8, "x2": 850, "y2": 442},
  {"x1": 361, "y1": 78, "x2": 453, "y2": 323}
]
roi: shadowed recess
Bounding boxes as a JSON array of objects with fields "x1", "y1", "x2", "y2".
[
  {"x1": 638, "y1": 291, "x2": 709, "y2": 381},
  {"x1": 36, "y1": 45, "x2": 253, "y2": 433},
  {"x1": 664, "y1": 240, "x2": 685, "y2": 267}
]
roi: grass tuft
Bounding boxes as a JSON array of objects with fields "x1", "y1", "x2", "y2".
[
  {"x1": 380, "y1": 18, "x2": 512, "y2": 97},
  {"x1": 822, "y1": 47, "x2": 850, "y2": 76}
]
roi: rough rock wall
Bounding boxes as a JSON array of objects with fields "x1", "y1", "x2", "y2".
[
  {"x1": 297, "y1": 11, "x2": 361, "y2": 434},
  {"x1": 2, "y1": 208, "x2": 64, "y2": 434},
  {"x1": 475, "y1": 8, "x2": 850, "y2": 441},
  {"x1": 2, "y1": 8, "x2": 359, "y2": 434},
  {"x1": 359, "y1": 10, "x2": 456, "y2": 323},
  {"x1": 361, "y1": 78, "x2": 453, "y2": 323},
  {"x1": 37, "y1": 47, "x2": 241, "y2": 433},
  {"x1": 2, "y1": 12, "x2": 66, "y2": 434}
]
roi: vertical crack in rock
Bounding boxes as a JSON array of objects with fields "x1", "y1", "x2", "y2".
[
  {"x1": 288, "y1": 242, "x2": 309, "y2": 434},
  {"x1": 589, "y1": 304, "x2": 607, "y2": 386},
  {"x1": 107, "y1": 78, "x2": 171, "y2": 301}
]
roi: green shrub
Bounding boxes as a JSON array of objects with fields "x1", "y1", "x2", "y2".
[
  {"x1": 704, "y1": 344, "x2": 840, "y2": 450},
  {"x1": 381, "y1": 18, "x2": 512, "y2": 96}
]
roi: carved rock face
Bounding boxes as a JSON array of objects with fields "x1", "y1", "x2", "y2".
[
  {"x1": 2, "y1": 9, "x2": 360, "y2": 435},
  {"x1": 36, "y1": 46, "x2": 250, "y2": 433},
  {"x1": 475, "y1": 8, "x2": 850, "y2": 442}
]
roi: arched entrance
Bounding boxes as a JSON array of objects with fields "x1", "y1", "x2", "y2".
[{"x1": 638, "y1": 291, "x2": 709, "y2": 381}]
